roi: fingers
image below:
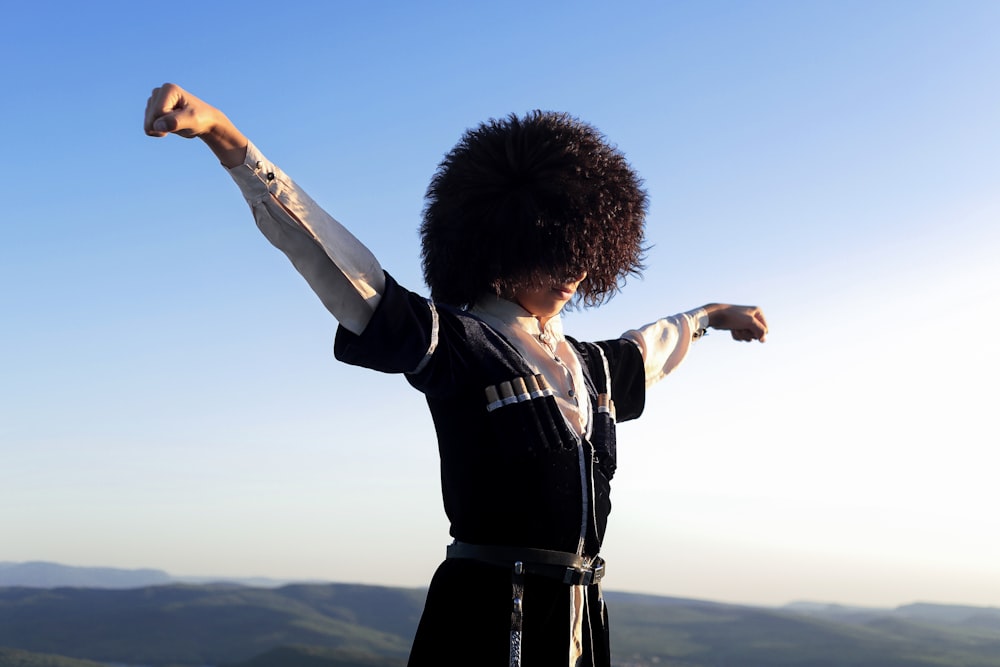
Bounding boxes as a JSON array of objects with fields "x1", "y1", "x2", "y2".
[
  {"x1": 144, "y1": 83, "x2": 182, "y2": 137},
  {"x1": 143, "y1": 83, "x2": 210, "y2": 139},
  {"x1": 730, "y1": 329, "x2": 756, "y2": 342},
  {"x1": 737, "y1": 306, "x2": 768, "y2": 342},
  {"x1": 753, "y1": 308, "x2": 769, "y2": 339},
  {"x1": 723, "y1": 305, "x2": 768, "y2": 342},
  {"x1": 749, "y1": 307, "x2": 768, "y2": 342}
]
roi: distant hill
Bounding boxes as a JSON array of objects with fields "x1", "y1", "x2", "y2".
[
  {"x1": 0, "y1": 562, "x2": 290, "y2": 589},
  {"x1": 896, "y1": 602, "x2": 1000, "y2": 629},
  {"x1": 0, "y1": 647, "x2": 107, "y2": 667},
  {"x1": 0, "y1": 583, "x2": 421, "y2": 666},
  {"x1": 1, "y1": 577, "x2": 999, "y2": 667},
  {"x1": 225, "y1": 645, "x2": 406, "y2": 667},
  {"x1": 605, "y1": 592, "x2": 1000, "y2": 666},
  {"x1": 0, "y1": 562, "x2": 172, "y2": 589}
]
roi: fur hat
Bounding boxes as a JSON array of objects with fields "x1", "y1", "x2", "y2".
[{"x1": 420, "y1": 111, "x2": 647, "y2": 309}]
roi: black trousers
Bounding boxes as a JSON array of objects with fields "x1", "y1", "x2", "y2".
[{"x1": 407, "y1": 559, "x2": 610, "y2": 667}]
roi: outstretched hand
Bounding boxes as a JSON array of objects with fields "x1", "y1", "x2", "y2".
[
  {"x1": 144, "y1": 83, "x2": 248, "y2": 167},
  {"x1": 704, "y1": 303, "x2": 769, "y2": 342},
  {"x1": 144, "y1": 83, "x2": 223, "y2": 138}
]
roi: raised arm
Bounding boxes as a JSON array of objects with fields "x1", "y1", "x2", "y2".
[
  {"x1": 144, "y1": 84, "x2": 249, "y2": 167},
  {"x1": 624, "y1": 303, "x2": 768, "y2": 387},
  {"x1": 144, "y1": 83, "x2": 385, "y2": 335}
]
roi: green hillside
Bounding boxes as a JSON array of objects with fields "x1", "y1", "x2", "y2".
[
  {"x1": 0, "y1": 584, "x2": 420, "y2": 666},
  {"x1": 1, "y1": 584, "x2": 999, "y2": 666},
  {"x1": 606, "y1": 593, "x2": 1000, "y2": 666}
]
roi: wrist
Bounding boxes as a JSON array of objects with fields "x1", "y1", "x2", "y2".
[
  {"x1": 702, "y1": 303, "x2": 725, "y2": 329},
  {"x1": 201, "y1": 117, "x2": 248, "y2": 168}
]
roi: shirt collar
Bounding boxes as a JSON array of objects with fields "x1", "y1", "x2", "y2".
[{"x1": 471, "y1": 294, "x2": 565, "y2": 341}]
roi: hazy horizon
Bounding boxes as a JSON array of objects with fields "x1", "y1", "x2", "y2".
[{"x1": 5, "y1": 559, "x2": 996, "y2": 612}]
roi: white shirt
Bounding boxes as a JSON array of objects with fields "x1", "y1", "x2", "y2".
[
  {"x1": 472, "y1": 295, "x2": 706, "y2": 436},
  {"x1": 227, "y1": 142, "x2": 708, "y2": 435}
]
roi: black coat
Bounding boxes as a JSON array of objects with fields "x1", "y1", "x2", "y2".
[{"x1": 335, "y1": 274, "x2": 647, "y2": 666}]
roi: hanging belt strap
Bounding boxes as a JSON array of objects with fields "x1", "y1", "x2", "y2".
[
  {"x1": 446, "y1": 541, "x2": 606, "y2": 586},
  {"x1": 510, "y1": 561, "x2": 524, "y2": 667},
  {"x1": 447, "y1": 542, "x2": 606, "y2": 667}
]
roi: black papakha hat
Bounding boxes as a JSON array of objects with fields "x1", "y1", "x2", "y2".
[{"x1": 420, "y1": 111, "x2": 647, "y2": 309}]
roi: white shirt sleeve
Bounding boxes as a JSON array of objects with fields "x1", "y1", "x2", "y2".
[
  {"x1": 622, "y1": 308, "x2": 710, "y2": 388},
  {"x1": 226, "y1": 142, "x2": 385, "y2": 335}
]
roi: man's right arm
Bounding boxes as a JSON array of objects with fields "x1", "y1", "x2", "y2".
[{"x1": 144, "y1": 83, "x2": 385, "y2": 334}]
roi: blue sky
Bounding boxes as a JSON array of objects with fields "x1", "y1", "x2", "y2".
[{"x1": 3, "y1": 1, "x2": 999, "y2": 607}]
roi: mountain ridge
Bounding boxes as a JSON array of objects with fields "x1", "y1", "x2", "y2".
[
  {"x1": 0, "y1": 561, "x2": 293, "y2": 590},
  {"x1": 2, "y1": 572, "x2": 1000, "y2": 666}
]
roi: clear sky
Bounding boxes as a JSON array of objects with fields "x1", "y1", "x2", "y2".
[{"x1": 3, "y1": 1, "x2": 999, "y2": 609}]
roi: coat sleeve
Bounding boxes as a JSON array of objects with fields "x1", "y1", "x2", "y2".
[
  {"x1": 621, "y1": 308, "x2": 710, "y2": 387},
  {"x1": 333, "y1": 273, "x2": 438, "y2": 375},
  {"x1": 227, "y1": 142, "x2": 385, "y2": 335},
  {"x1": 583, "y1": 338, "x2": 647, "y2": 423}
]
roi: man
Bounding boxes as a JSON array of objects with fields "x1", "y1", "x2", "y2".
[{"x1": 145, "y1": 83, "x2": 768, "y2": 666}]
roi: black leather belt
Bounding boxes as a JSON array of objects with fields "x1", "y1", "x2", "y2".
[{"x1": 446, "y1": 540, "x2": 606, "y2": 586}]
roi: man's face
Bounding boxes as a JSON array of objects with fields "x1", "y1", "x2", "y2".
[{"x1": 511, "y1": 272, "x2": 587, "y2": 326}]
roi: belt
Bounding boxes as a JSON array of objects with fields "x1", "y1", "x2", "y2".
[
  {"x1": 446, "y1": 540, "x2": 606, "y2": 586},
  {"x1": 447, "y1": 541, "x2": 606, "y2": 667}
]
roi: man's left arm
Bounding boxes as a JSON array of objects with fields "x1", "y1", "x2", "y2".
[{"x1": 623, "y1": 304, "x2": 768, "y2": 388}]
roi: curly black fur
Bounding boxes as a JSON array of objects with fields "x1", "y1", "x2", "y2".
[{"x1": 420, "y1": 111, "x2": 647, "y2": 309}]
